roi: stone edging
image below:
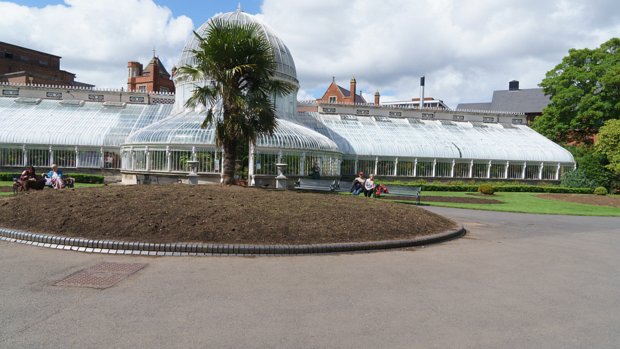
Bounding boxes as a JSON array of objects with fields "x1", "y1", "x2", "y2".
[{"x1": 0, "y1": 226, "x2": 465, "y2": 256}]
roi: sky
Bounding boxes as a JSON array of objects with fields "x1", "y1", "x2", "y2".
[{"x1": 1, "y1": 0, "x2": 619, "y2": 108}]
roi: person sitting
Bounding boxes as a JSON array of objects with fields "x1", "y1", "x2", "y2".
[
  {"x1": 364, "y1": 174, "x2": 376, "y2": 197},
  {"x1": 45, "y1": 164, "x2": 65, "y2": 190},
  {"x1": 15, "y1": 165, "x2": 43, "y2": 192},
  {"x1": 350, "y1": 171, "x2": 366, "y2": 195},
  {"x1": 20, "y1": 166, "x2": 37, "y2": 182}
]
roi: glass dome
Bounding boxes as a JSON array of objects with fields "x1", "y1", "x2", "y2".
[
  {"x1": 177, "y1": 9, "x2": 297, "y2": 86},
  {"x1": 172, "y1": 8, "x2": 299, "y2": 119}
]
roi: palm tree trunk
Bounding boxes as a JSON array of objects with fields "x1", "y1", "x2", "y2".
[{"x1": 222, "y1": 140, "x2": 237, "y2": 185}]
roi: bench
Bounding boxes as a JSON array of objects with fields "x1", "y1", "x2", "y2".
[
  {"x1": 382, "y1": 185, "x2": 422, "y2": 204},
  {"x1": 294, "y1": 178, "x2": 341, "y2": 192}
]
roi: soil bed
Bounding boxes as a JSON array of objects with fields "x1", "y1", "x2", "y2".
[
  {"x1": 0, "y1": 185, "x2": 457, "y2": 245},
  {"x1": 537, "y1": 193, "x2": 620, "y2": 208}
]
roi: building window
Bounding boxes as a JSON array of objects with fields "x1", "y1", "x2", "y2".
[
  {"x1": 138, "y1": 86, "x2": 147, "y2": 93},
  {"x1": 483, "y1": 116, "x2": 495, "y2": 123},
  {"x1": 512, "y1": 118, "x2": 523, "y2": 124},
  {"x1": 46, "y1": 92, "x2": 62, "y2": 99},
  {"x1": 4, "y1": 52, "x2": 13, "y2": 59},
  {"x1": 39, "y1": 60, "x2": 48, "y2": 66},
  {"x1": 328, "y1": 96, "x2": 336, "y2": 103},
  {"x1": 88, "y1": 94, "x2": 104, "y2": 101},
  {"x1": 323, "y1": 107, "x2": 336, "y2": 114},
  {"x1": 422, "y1": 113, "x2": 434, "y2": 119},
  {"x1": 389, "y1": 111, "x2": 402, "y2": 117},
  {"x1": 160, "y1": 87, "x2": 169, "y2": 93},
  {"x1": 356, "y1": 109, "x2": 369, "y2": 115},
  {"x1": 453, "y1": 115, "x2": 464, "y2": 121},
  {"x1": 2, "y1": 89, "x2": 19, "y2": 96}
]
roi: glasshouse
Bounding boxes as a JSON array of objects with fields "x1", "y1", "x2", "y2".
[{"x1": 0, "y1": 8, "x2": 575, "y2": 185}]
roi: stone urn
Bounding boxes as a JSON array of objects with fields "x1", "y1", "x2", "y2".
[{"x1": 275, "y1": 163, "x2": 288, "y2": 189}]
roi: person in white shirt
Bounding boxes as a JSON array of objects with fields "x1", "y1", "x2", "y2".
[{"x1": 364, "y1": 174, "x2": 375, "y2": 197}]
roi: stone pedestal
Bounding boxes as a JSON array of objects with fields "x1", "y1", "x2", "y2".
[
  {"x1": 275, "y1": 163, "x2": 288, "y2": 190},
  {"x1": 187, "y1": 160, "x2": 199, "y2": 185}
]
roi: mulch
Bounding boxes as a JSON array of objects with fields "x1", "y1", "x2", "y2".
[
  {"x1": 537, "y1": 193, "x2": 620, "y2": 208},
  {"x1": 0, "y1": 185, "x2": 457, "y2": 245}
]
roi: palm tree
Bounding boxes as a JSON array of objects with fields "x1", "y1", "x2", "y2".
[{"x1": 177, "y1": 18, "x2": 295, "y2": 185}]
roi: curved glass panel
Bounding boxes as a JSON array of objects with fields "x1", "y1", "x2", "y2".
[
  {"x1": 125, "y1": 111, "x2": 340, "y2": 153},
  {"x1": 0, "y1": 98, "x2": 172, "y2": 147},
  {"x1": 311, "y1": 113, "x2": 575, "y2": 163}
]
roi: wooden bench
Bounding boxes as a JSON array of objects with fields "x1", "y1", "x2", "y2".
[
  {"x1": 382, "y1": 185, "x2": 422, "y2": 204},
  {"x1": 294, "y1": 178, "x2": 341, "y2": 192}
]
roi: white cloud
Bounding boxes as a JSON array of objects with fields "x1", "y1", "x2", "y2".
[
  {"x1": 3, "y1": 0, "x2": 618, "y2": 109},
  {"x1": 261, "y1": 0, "x2": 620, "y2": 108},
  {"x1": 0, "y1": 0, "x2": 193, "y2": 88}
]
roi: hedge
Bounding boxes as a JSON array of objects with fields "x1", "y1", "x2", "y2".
[
  {"x1": 380, "y1": 181, "x2": 593, "y2": 194},
  {"x1": 0, "y1": 172, "x2": 104, "y2": 184}
]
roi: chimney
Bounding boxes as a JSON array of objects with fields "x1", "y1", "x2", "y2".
[
  {"x1": 509, "y1": 80, "x2": 519, "y2": 91},
  {"x1": 374, "y1": 90, "x2": 380, "y2": 106},
  {"x1": 420, "y1": 76, "x2": 425, "y2": 109},
  {"x1": 350, "y1": 77, "x2": 356, "y2": 104}
]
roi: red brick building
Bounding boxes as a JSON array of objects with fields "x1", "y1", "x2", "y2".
[
  {"x1": 0, "y1": 41, "x2": 92, "y2": 87},
  {"x1": 318, "y1": 77, "x2": 367, "y2": 104},
  {"x1": 127, "y1": 56, "x2": 175, "y2": 93}
]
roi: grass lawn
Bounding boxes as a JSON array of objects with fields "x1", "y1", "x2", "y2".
[
  {"x1": 392, "y1": 191, "x2": 620, "y2": 217},
  {"x1": 0, "y1": 181, "x2": 103, "y2": 189}
]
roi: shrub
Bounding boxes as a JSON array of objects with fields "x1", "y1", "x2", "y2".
[
  {"x1": 593, "y1": 186, "x2": 608, "y2": 195},
  {"x1": 478, "y1": 184, "x2": 495, "y2": 195},
  {"x1": 66, "y1": 173, "x2": 104, "y2": 184},
  {"x1": 0, "y1": 173, "x2": 21, "y2": 181}
]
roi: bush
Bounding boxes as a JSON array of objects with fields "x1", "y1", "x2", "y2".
[
  {"x1": 0, "y1": 172, "x2": 103, "y2": 184},
  {"x1": 66, "y1": 173, "x2": 104, "y2": 184},
  {"x1": 478, "y1": 184, "x2": 495, "y2": 195},
  {"x1": 0, "y1": 173, "x2": 20, "y2": 181},
  {"x1": 593, "y1": 186, "x2": 608, "y2": 195},
  {"x1": 381, "y1": 180, "x2": 593, "y2": 194}
]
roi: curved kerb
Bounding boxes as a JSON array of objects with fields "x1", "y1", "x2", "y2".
[{"x1": 0, "y1": 226, "x2": 465, "y2": 256}]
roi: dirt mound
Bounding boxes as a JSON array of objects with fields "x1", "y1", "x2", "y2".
[{"x1": 0, "y1": 185, "x2": 457, "y2": 244}]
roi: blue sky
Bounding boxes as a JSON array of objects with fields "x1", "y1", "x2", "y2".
[{"x1": 8, "y1": 0, "x2": 263, "y2": 24}]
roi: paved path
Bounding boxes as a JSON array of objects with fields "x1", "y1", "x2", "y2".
[{"x1": 1, "y1": 208, "x2": 619, "y2": 348}]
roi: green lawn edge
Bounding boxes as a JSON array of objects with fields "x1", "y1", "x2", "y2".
[{"x1": 389, "y1": 191, "x2": 620, "y2": 216}]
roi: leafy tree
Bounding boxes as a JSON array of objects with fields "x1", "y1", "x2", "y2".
[
  {"x1": 533, "y1": 38, "x2": 620, "y2": 144},
  {"x1": 177, "y1": 18, "x2": 295, "y2": 184},
  {"x1": 561, "y1": 146, "x2": 614, "y2": 189},
  {"x1": 595, "y1": 119, "x2": 620, "y2": 175}
]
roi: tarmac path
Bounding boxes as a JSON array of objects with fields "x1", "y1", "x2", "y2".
[{"x1": 1, "y1": 207, "x2": 619, "y2": 348}]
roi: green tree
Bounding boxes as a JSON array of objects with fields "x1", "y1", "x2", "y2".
[
  {"x1": 595, "y1": 119, "x2": 620, "y2": 175},
  {"x1": 177, "y1": 18, "x2": 294, "y2": 184},
  {"x1": 561, "y1": 145, "x2": 614, "y2": 189},
  {"x1": 532, "y1": 37, "x2": 620, "y2": 144}
]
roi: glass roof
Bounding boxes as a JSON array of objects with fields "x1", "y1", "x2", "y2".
[
  {"x1": 124, "y1": 111, "x2": 340, "y2": 153},
  {"x1": 309, "y1": 113, "x2": 575, "y2": 163},
  {"x1": 177, "y1": 9, "x2": 298, "y2": 86},
  {"x1": 0, "y1": 98, "x2": 173, "y2": 147}
]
